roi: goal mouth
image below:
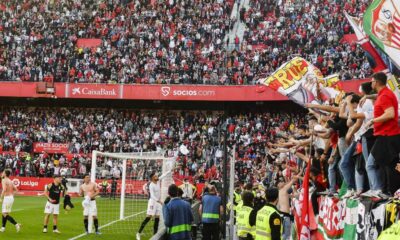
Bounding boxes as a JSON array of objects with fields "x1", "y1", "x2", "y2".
[{"x1": 83, "y1": 150, "x2": 175, "y2": 238}]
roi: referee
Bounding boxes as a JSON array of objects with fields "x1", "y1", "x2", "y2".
[{"x1": 43, "y1": 175, "x2": 65, "y2": 233}]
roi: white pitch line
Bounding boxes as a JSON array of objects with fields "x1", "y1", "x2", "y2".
[
  {"x1": 12, "y1": 209, "x2": 24, "y2": 212},
  {"x1": 68, "y1": 210, "x2": 146, "y2": 240}
]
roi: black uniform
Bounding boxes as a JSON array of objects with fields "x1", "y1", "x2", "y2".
[
  {"x1": 47, "y1": 183, "x2": 64, "y2": 204},
  {"x1": 110, "y1": 180, "x2": 117, "y2": 200}
]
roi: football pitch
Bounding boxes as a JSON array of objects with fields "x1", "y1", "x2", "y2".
[{"x1": 1, "y1": 196, "x2": 154, "y2": 240}]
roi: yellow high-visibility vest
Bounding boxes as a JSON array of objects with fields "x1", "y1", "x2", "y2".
[
  {"x1": 236, "y1": 205, "x2": 255, "y2": 238},
  {"x1": 255, "y1": 205, "x2": 282, "y2": 240}
]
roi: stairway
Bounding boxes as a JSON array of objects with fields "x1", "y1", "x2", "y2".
[{"x1": 224, "y1": 0, "x2": 251, "y2": 51}]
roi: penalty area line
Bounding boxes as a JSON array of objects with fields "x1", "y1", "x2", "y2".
[{"x1": 68, "y1": 210, "x2": 146, "y2": 240}]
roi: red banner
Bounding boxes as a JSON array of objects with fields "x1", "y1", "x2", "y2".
[
  {"x1": 10, "y1": 177, "x2": 52, "y2": 191},
  {"x1": 0, "y1": 80, "x2": 369, "y2": 101},
  {"x1": 76, "y1": 39, "x2": 102, "y2": 49},
  {"x1": 33, "y1": 143, "x2": 69, "y2": 154},
  {"x1": 4, "y1": 176, "x2": 205, "y2": 198}
]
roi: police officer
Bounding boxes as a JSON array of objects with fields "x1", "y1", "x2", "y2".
[
  {"x1": 199, "y1": 185, "x2": 222, "y2": 240},
  {"x1": 250, "y1": 187, "x2": 282, "y2": 240},
  {"x1": 236, "y1": 191, "x2": 255, "y2": 240},
  {"x1": 164, "y1": 184, "x2": 194, "y2": 240}
]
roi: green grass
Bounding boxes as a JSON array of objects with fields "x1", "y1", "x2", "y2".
[{"x1": 1, "y1": 196, "x2": 155, "y2": 240}]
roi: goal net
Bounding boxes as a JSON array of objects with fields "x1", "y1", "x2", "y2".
[{"x1": 87, "y1": 150, "x2": 175, "y2": 239}]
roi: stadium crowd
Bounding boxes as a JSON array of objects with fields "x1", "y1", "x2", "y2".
[
  {"x1": 0, "y1": 0, "x2": 372, "y2": 84},
  {"x1": 238, "y1": 0, "x2": 373, "y2": 83},
  {"x1": 0, "y1": 107, "x2": 305, "y2": 183},
  {"x1": 0, "y1": 75, "x2": 400, "y2": 239},
  {"x1": 0, "y1": 0, "x2": 234, "y2": 84}
]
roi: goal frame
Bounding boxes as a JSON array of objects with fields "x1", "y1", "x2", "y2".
[{"x1": 88, "y1": 150, "x2": 173, "y2": 234}]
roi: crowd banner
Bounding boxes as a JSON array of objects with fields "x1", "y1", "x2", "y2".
[
  {"x1": 316, "y1": 197, "x2": 346, "y2": 240},
  {"x1": 298, "y1": 196, "x2": 397, "y2": 240},
  {"x1": 259, "y1": 57, "x2": 342, "y2": 106},
  {"x1": 363, "y1": 0, "x2": 400, "y2": 69},
  {"x1": 346, "y1": 8, "x2": 400, "y2": 110},
  {"x1": 33, "y1": 142, "x2": 69, "y2": 154},
  {"x1": 344, "y1": 12, "x2": 388, "y2": 73}
]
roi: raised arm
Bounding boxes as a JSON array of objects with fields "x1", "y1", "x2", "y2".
[{"x1": 305, "y1": 103, "x2": 339, "y2": 113}]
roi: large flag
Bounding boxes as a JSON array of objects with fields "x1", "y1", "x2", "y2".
[
  {"x1": 363, "y1": 0, "x2": 400, "y2": 69},
  {"x1": 344, "y1": 12, "x2": 388, "y2": 73},
  {"x1": 258, "y1": 57, "x2": 342, "y2": 106}
]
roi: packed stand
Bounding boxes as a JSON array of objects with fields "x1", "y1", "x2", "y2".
[
  {"x1": 237, "y1": 0, "x2": 373, "y2": 83},
  {"x1": 0, "y1": 107, "x2": 306, "y2": 182},
  {"x1": 0, "y1": 0, "x2": 374, "y2": 85},
  {"x1": 0, "y1": 0, "x2": 234, "y2": 84}
]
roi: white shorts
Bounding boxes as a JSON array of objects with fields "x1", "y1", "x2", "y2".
[
  {"x1": 2, "y1": 196, "x2": 14, "y2": 213},
  {"x1": 44, "y1": 201, "x2": 60, "y2": 215},
  {"x1": 146, "y1": 200, "x2": 161, "y2": 216},
  {"x1": 83, "y1": 200, "x2": 97, "y2": 216}
]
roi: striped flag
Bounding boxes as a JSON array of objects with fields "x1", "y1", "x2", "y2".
[
  {"x1": 344, "y1": 12, "x2": 388, "y2": 73},
  {"x1": 364, "y1": 0, "x2": 400, "y2": 69},
  {"x1": 392, "y1": 13, "x2": 400, "y2": 48}
]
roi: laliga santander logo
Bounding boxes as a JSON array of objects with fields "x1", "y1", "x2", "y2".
[
  {"x1": 71, "y1": 87, "x2": 117, "y2": 96},
  {"x1": 160, "y1": 86, "x2": 215, "y2": 97},
  {"x1": 12, "y1": 178, "x2": 39, "y2": 188}
]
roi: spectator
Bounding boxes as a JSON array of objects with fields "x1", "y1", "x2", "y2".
[{"x1": 364, "y1": 72, "x2": 400, "y2": 197}]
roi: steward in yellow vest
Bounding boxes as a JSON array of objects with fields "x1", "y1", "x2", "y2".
[
  {"x1": 377, "y1": 221, "x2": 400, "y2": 240},
  {"x1": 251, "y1": 187, "x2": 282, "y2": 240},
  {"x1": 236, "y1": 191, "x2": 256, "y2": 240},
  {"x1": 233, "y1": 186, "x2": 242, "y2": 210}
]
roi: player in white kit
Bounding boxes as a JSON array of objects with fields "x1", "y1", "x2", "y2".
[
  {"x1": 1, "y1": 169, "x2": 21, "y2": 232},
  {"x1": 79, "y1": 174, "x2": 101, "y2": 235},
  {"x1": 136, "y1": 172, "x2": 162, "y2": 240}
]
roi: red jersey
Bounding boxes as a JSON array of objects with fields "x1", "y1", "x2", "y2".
[{"x1": 373, "y1": 87, "x2": 400, "y2": 136}]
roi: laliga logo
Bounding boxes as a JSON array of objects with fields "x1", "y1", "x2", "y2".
[
  {"x1": 12, "y1": 179, "x2": 20, "y2": 187},
  {"x1": 12, "y1": 178, "x2": 39, "y2": 187},
  {"x1": 161, "y1": 87, "x2": 171, "y2": 96}
]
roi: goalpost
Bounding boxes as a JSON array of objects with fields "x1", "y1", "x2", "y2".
[{"x1": 87, "y1": 150, "x2": 175, "y2": 237}]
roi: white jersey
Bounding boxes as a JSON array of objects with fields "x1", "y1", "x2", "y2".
[
  {"x1": 181, "y1": 183, "x2": 194, "y2": 199},
  {"x1": 149, "y1": 182, "x2": 161, "y2": 202},
  {"x1": 147, "y1": 181, "x2": 162, "y2": 216},
  {"x1": 354, "y1": 99, "x2": 374, "y2": 141}
]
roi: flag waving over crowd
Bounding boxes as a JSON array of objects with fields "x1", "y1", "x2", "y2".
[
  {"x1": 363, "y1": 0, "x2": 400, "y2": 69},
  {"x1": 344, "y1": 12, "x2": 388, "y2": 73},
  {"x1": 258, "y1": 57, "x2": 342, "y2": 106}
]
